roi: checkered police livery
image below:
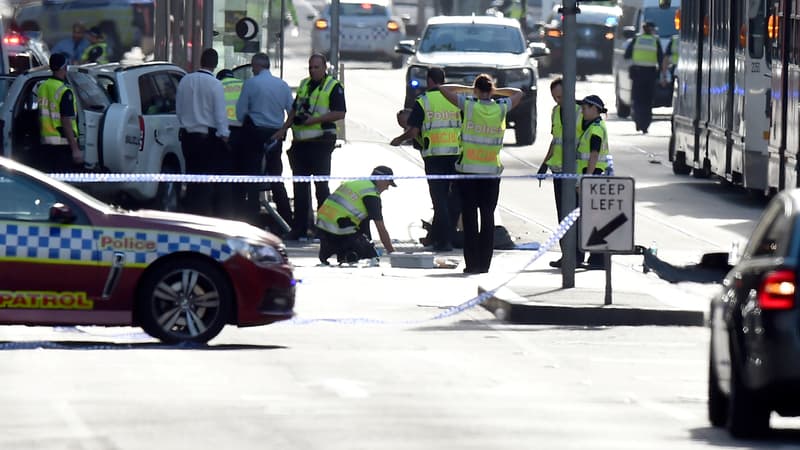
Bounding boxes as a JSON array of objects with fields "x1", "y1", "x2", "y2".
[{"x1": 0, "y1": 222, "x2": 233, "y2": 266}]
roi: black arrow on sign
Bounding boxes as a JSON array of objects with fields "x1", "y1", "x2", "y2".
[{"x1": 586, "y1": 213, "x2": 628, "y2": 246}]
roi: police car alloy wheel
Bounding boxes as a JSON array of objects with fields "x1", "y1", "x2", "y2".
[{"x1": 136, "y1": 257, "x2": 232, "y2": 344}]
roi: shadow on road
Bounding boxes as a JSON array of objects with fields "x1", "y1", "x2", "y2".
[
  {"x1": 0, "y1": 340, "x2": 286, "y2": 351},
  {"x1": 689, "y1": 426, "x2": 800, "y2": 448}
]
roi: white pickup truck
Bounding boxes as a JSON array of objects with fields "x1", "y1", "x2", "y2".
[{"x1": 0, "y1": 62, "x2": 187, "y2": 211}]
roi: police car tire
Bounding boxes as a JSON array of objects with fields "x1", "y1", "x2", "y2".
[{"x1": 136, "y1": 257, "x2": 232, "y2": 344}]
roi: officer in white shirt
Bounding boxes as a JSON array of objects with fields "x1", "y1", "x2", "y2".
[{"x1": 176, "y1": 48, "x2": 232, "y2": 217}]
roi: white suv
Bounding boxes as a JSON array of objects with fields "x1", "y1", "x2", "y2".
[{"x1": 0, "y1": 62, "x2": 186, "y2": 211}]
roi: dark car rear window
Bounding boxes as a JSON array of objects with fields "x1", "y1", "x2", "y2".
[
  {"x1": 420, "y1": 24, "x2": 525, "y2": 53},
  {"x1": 326, "y1": 3, "x2": 388, "y2": 16}
]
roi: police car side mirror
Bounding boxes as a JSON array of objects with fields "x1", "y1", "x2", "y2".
[
  {"x1": 395, "y1": 39, "x2": 416, "y2": 55},
  {"x1": 49, "y1": 202, "x2": 76, "y2": 224},
  {"x1": 528, "y1": 42, "x2": 550, "y2": 58},
  {"x1": 623, "y1": 26, "x2": 637, "y2": 40}
]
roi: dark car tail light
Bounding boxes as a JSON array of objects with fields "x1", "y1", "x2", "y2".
[
  {"x1": 3, "y1": 33, "x2": 27, "y2": 46},
  {"x1": 387, "y1": 20, "x2": 401, "y2": 32},
  {"x1": 546, "y1": 29, "x2": 562, "y2": 38},
  {"x1": 315, "y1": 18, "x2": 329, "y2": 30},
  {"x1": 758, "y1": 269, "x2": 796, "y2": 310}
]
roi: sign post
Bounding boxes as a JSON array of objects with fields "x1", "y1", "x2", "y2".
[{"x1": 579, "y1": 176, "x2": 635, "y2": 305}]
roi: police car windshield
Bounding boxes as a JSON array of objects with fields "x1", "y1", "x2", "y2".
[
  {"x1": 644, "y1": 7, "x2": 678, "y2": 36},
  {"x1": 419, "y1": 24, "x2": 525, "y2": 53}
]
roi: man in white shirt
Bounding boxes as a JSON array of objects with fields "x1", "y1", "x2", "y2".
[{"x1": 176, "y1": 48, "x2": 231, "y2": 217}]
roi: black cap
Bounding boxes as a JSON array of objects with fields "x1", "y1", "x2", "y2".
[
  {"x1": 577, "y1": 94, "x2": 607, "y2": 113},
  {"x1": 216, "y1": 69, "x2": 234, "y2": 80},
  {"x1": 643, "y1": 21, "x2": 657, "y2": 29},
  {"x1": 88, "y1": 26, "x2": 102, "y2": 37},
  {"x1": 49, "y1": 53, "x2": 68, "y2": 72},
  {"x1": 371, "y1": 165, "x2": 397, "y2": 187}
]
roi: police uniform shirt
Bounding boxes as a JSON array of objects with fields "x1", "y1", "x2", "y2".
[
  {"x1": 407, "y1": 87, "x2": 457, "y2": 151},
  {"x1": 292, "y1": 76, "x2": 346, "y2": 134},
  {"x1": 335, "y1": 185, "x2": 383, "y2": 228},
  {"x1": 236, "y1": 69, "x2": 293, "y2": 129},
  {"x1": 624, "y1": 35, "x2": 664, "y2": 66},
  {"x1": 60, "y1": 87, "x2": 76, "y2": 118},
  {"x1": 176, "y1": 69, "x2": 230, "y2": 138},
  {"x1": 580, "y1": 117, "x2": 604, "y2": 173}
]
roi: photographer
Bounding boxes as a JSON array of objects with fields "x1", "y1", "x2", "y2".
[{"x1": 273, "y1": 53, "x2": 346, "y2": 241}]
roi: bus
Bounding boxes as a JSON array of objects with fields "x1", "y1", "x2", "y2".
[{"x1": 668, "y1": 0, "x2": 772, "y2": 194}]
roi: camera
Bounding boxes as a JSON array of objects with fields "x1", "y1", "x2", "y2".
[{"x1": 293, "y1": 114, "x2": 309, "y2": 125}]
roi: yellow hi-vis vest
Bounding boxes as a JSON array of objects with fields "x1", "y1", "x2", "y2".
[
  {"x1": 669, "y1": 34, "x2": 679, "y2": 65},
  {"x1": 292, "y1": 75, "x2": 341, "y2": 141},
  {"x1": 221, "y1": 77, "x2": 244, "y2": 122},
  {"x1": 418, "y1": 90, "x2": 461, "y2": 157},
  {"x1": 316, "y1": 180, "x2": 379, "y2": 235},
  {"x1": 576, "y1": 118, "x2": 610, "y2": 174},
  {"x1": 547, "y1": 104, "x2": 582, "y2": 172},
  {"x1": 456, "y1": 97, "x2": 507, "y2": 175},
  {"x1": 38, "y1": 78, "x2": 78, "y2": 146},
  {"x1": 632, "y1": 34, "x2": 659, "y2": 67},
  {"x1": 82, "y1": 42, "x2": 109, "y2": 64}
]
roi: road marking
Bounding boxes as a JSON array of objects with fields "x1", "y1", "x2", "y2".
[
  {"x1": 54, "y1": 400, "x2": 95, "y2": 440},
  {"x1": 319, "y1": 378, "x2": 370, "y2": 399}
]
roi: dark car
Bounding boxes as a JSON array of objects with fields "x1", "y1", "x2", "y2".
[
  {"x1": 538, "y1": 3, "x2": 622, "y2": 77},
  {"x1": 0, "y1": 156, "x2": 296, "y2": 344},
  {"x1": 708, "y1": 190, "x2": 800, "y2": 437},
  {"x1": 395, "y1": 15, "x2": 549, "y2": 146}
]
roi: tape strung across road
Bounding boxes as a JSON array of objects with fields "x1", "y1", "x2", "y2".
[{"x1": 50, "y1": 173, "x2": 585, "y2": 183}]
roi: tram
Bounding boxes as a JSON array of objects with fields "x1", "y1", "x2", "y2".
[{"x1": 668, "y1": 0, "x2": 772, "y2": 194}]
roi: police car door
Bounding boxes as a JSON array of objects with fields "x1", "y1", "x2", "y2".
[
  {"x1": 67, "y1": 69, "x2": 112, "y2": 170},
  {"x1": 0, "y1": 166, "x2": 102, "y2": 318},
  {"x1": 137, "y1": 70, "x2": 183, "y2": 175}
]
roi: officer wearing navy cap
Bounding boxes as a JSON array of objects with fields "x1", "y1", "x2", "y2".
[
  {"x1": 315, "y1": 166, "x2": 397, "y2": 265},
  {"x1": 33, "y1": 53, "x2": 82, "y2": 173}
]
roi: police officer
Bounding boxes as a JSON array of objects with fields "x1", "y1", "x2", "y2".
[
  {"x1": 662, "y1": 33, "x2": 679, "y2": 85},
  {"x1": 176, "y1": 48, "x2": 231, "y2": 217},
  {"x1": 274, "y1": 53, "x2": 346, "y2": 241},
  {"x1": 35, "y1": 53, "x2": 82, "y2": 173},
  {"x1": 440, "y1": 74, "x2": 524, "y2": 274},
  {"x1": 537, "y1": 77, "x2": 583, "y2": 268},
  {"x1": 390, "y1": 67, "x2": 461, "y2": 252},
  {"x1": 81, "y1": 27, "x2": 109, "y2": 64},
  {"x1": 235, "y1": 53, "x2": 294, "y2": 227},
  {"x1": 316, "y1": 165, "x2": 397, "y2": 265},
  {"x1": 624, "y1": 21, "x2": 663, "y2": 134},
  {"x1": 216, "y1": 69, "x2": 244, "y2": 220},
  {"x1": 576, "y1": 94, "x2": 611, "y2": 269}
]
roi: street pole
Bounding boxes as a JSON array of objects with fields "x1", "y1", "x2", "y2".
[
  {"x1": 560, "y1": 0, "x2": 578, "y2": 288},
  {"x1": 330, "y1": 0, "x2": 341, "y2": 78}
]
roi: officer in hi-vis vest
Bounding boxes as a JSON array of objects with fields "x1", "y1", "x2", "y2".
[
  {"x1": 576, "y1": 94, "x2": 611, "y2": 270},
  {"x1": 81, "y1": 27, "x2": 109, "y2": 64},
  {"x1": 537, "y1": 77, "x2": 584, "y2": 268},
  {"x1": 624, "y1": 21, "x2": 663, "y2": 134},
  {"x1": 316, "y1": 165, "x2": 397, "y2": 265},
  {"x1": 391, "y1": 67, "x2": 461, "y2": 252},
  {"x1": 35, "y1": 53, "x2": 82, "y2": 173},
  {"x1": 439, "y1": 74, "x2": 524, "y2": 274}
]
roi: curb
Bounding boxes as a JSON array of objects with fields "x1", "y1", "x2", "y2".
[{"x1": 478, "y1": 287, "x2": 707, "y2": 327}]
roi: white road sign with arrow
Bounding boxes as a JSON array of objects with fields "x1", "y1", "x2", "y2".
[{"x1": 579, "y1": 176, "x2": 635, "y2": 253}]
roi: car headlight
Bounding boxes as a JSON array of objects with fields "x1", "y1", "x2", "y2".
[
  {"x1": 227, "y1": 238, "x2": 284, "y2": 265},
  {"x1": 503, "y1": 68, "x2": 533, "y2": 89},
  {"x1": 408, "y1": 65, "x2": 428, "y2": 89}
]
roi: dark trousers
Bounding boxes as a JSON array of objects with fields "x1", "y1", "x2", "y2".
[
  {"x1": 578, "y1": 167, "x2": 605, "y2": 266},
  {"x1": 31, "y1": 145, "x2": 81, "y2": 174},
  {"x1": 180, "y1": 131, "x2": 233, "y2": 217},
  {"x1": 424, "y1": 155, "x2": 459, "y2": 248},
  {"x1": 234, "y1": 125, "x2": 292, "y2": 225},
  {"x1": 630, "y1": 66, "x2": 658, "y2": 132},
  {"x1": 459, "y1": 177, "x2": 500, "y2": 272},
  {"x1": 317, "y1": 228, "x2": 378, "y2": 264},
  {"x1": 288, "y1": 137, "x2": 335, "y2": 237}
]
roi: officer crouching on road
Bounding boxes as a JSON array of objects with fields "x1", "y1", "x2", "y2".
[
  {"x1": 34, "y1": 53, "x2": 83, "y2": 173},
  {"x1": 315, "y1": 166, "x2": 397, "y2": 265},
  {"x1": 576, "y1": 94, "x2": 612, "y2": 270}
]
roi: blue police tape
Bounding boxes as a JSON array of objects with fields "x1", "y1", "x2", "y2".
[
  {"x1": 49, "y1": 173, "x2": 587, "y2": 183},
  {"x1": 283, "y1": 207, "x2": 581, "y2": 326}
]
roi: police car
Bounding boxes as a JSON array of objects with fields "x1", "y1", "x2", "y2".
[
  {"x1": 0, "y1": 156, "x2": 296, "y2": 344},
  {"x1": 0, "y1": 62, "x2": 186, "y2": 211}
]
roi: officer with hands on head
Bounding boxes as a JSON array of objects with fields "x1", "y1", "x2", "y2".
[
  {"x1": 35, "y1": 52, "x2": 82, "y2": 173},
  {"x1": 537, "y1": 77, "x2": 584, "y2": 268},
  {"x1": 391, "y1": 67, "x2": 461, "y2": 252},
  {"x1": 316, "y1": 165, "x2": 397, "y2": 265},
  {"x1": 624, "y1": 21, "x2": 663, "y2": 134},
  {"x1": 81, "y1": 26, "x2": 109, "y2": 64},
  {"x1": 439, "y1": 74, "x2": 524, "y2": 274},
  {"x1": 274, "y1": 53, "x2": 346, "y2": 241},
  {"x1": 575, "y1": 94, "x2": 611, "y2": 270},
  {"x1": 235, "y1": 52, "x2": 294, "y2": 226},
  {"x1": 176, "y1": 48, "x2": 231, "y2": 217},
  {"x1": 51, "y1": 22, "x2": 89, "y2": 65}
]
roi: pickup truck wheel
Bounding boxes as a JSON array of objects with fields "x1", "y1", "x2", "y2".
[
  {"x1": 727, "y1": 356, "x2": 770, "y2": 437},
  {"x1": 514, "y1": 101, "x2": 536, "y2": 146},
  {"x1": 616, "y1": 97, "x2": 631, "y2": 118},
  {"x1": 136, "y1": 257, "x2": 232, "y2": 345},
  {"x1": 708, "y1": 347, "x2": 728, "y2": 427},
  {"x1": 391, "y1": 56, "x2": 404, "y2": 69},
  {"x1": 153, "y1": 161, "x2": 180, "y2": 212}
]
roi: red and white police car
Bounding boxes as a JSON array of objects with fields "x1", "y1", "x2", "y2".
[{"x1": 0, "y1": 156, "x2": 295, "y2": 344}]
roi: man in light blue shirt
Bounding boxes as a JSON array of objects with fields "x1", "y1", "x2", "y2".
[
  {"x1": 50, "y1": 23, "x2": 89, "y2": 64},
  {"x1": 234, "y1": 52, "x2": 294, "y2": 228}
]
